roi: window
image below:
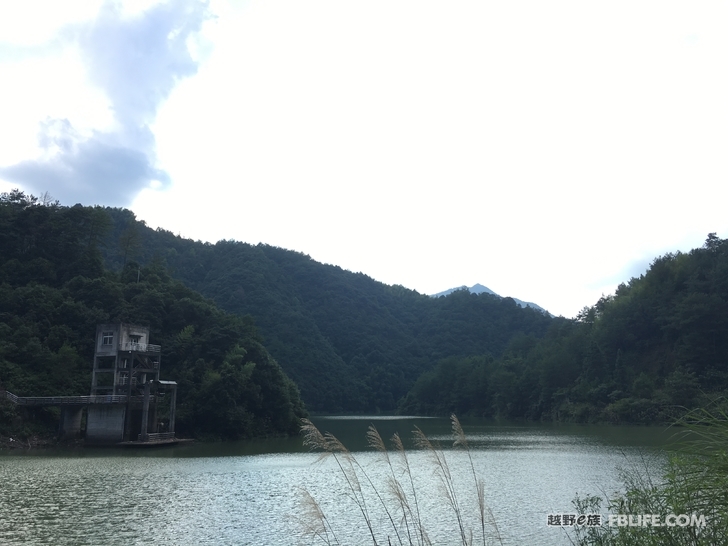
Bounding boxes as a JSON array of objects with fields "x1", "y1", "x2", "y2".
[
  {"x1": 102, "y1": 332, "x2": 114, "y2": 346},
  {"x1": 130, "y1": 335, "x2": 141, "y2": 343}
]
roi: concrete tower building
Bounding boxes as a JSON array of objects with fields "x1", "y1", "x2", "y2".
[
  {"x1": 91, "y1": 323, "x2": 160, "y2": 396},
  {"x1": 86, "y1": 324, "x2": 176, "y2": 444}
]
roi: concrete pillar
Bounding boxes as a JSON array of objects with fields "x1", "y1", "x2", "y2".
[
  {"x1": 140, "y1": 381, "x2": 150, "y2": 442},
  {"x1": 169, "y1": 386, "x2": 177, "y2": 434},
  {"x1": 86, "y1": 405, "x2": 126, "y2": 444},
  {"x1": 59, "y1": 406, "x2": 83, "y2": 439}
]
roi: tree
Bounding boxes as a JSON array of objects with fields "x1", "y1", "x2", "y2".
[{"x1": 119, "y1": 223, "x2": 142, "y2": 267}]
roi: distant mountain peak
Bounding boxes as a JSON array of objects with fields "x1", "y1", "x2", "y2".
[
  {"x1": 431, "y1": 283, "x2": 548, "y2": 314},
  {"x1": 430, "y1": 283, "x2": 495, "y2": 298},
  {"x1": 469, "y1": 283, "x2": 497, "y2": 295}
]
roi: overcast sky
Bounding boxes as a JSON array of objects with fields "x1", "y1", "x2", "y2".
[{"x1": 1, "y1": 0, "x2": 727, "y2": 317}]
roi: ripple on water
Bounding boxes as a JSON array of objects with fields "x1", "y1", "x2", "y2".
[{"x1": 0, "y1": 425, "x2": 668, "y2": 546}]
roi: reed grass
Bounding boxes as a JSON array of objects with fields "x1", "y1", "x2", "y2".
[{"x1": 298, "y1": 415, "x2": 504, "y2": 546}]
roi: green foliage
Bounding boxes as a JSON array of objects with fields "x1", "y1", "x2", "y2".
[
  {"x1": 0, "y1": 191, "x2": 306, "y2": 440},
  {"x1": 16, "y1": 190, "x2": 727, "y2": 426},
  {"x1": 399, "y1": 355, "x2": 493, "y2": 417},
  {"x1": 184, "y1": 341, "x2": 305, "y2": 439},
  {"x1": 403, "y1": 235, "x2": 728, "y2": 423},
  {"x1": 99, "y1": 208, "x2": 554, "y2": 412},
  {"x1": 572, "y1": 405, "x2": 728, "y2": 545}
]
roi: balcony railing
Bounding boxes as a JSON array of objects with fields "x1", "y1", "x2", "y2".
[{"x1": 120, "y1": 342, "x2": 161, "y2": 353}]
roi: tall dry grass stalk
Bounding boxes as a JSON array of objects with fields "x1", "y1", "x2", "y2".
[
  {"x1": 451, "y1": 414, "x2": 503, "y2": 546},
  {"x1": 298, "y1": 416, "x2": 504, "y2": 546}
]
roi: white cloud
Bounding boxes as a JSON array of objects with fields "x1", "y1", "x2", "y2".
[
  {"x1": 0, "y1": 0, "x2": 210, "y2": 206},
  {"x1": 4, "y1": 0, "x2": 728, "y2": 316}
]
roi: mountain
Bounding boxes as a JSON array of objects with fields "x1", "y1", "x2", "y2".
[
  {"x1": 431, "y1": 283, "x2": 497, "y2": 298},
  {"x1": 431, "y1": 283, "x2": 548, "y2": 314},
  {"x1": 403, "y1": 234, "x2": 728, "y2": 423},
  {"x1": 0, "y1": 191, "x2": 306, "y2": 441},
  {"x1": 100, "y1": 207, "x2": 556, "y2": 413},
  {"x1": 6, "y1": 191, "x2": 725, "y2": 428}
]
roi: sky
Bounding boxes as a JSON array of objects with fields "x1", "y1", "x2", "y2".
[{"x1": 1, "y1": 0, "x2": 727, "y2": 318}]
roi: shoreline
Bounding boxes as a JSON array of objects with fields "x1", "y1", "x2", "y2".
[{"x1": 0, "y1": 433, "x2": 85, "y2": 451}]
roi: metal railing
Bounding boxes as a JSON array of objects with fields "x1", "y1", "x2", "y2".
[
  {"x1": 2, "y1": 390, "x2": 128, "y2": 406},
  {"x1": 2, "y1": 391, "x2": 157, "y2": 406},
  {"x1": 132, "y1": 361, "x2": 159, "y2": 370},
  {"x1": 138, "y1": 432, "x2": 176, "y2": 442},
  {"x1": 120, "y1": 342, "x2": 161, "y2": 353},
  {"x1": 3, "y1": 391, "x2": 19, "y2": 404}
]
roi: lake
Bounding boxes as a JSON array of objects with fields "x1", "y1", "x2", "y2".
[{"x1": 0, "y1": 416, "x2": 675, "y2": 545}]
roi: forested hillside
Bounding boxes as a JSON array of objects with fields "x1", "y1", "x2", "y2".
[
  {"x1": 0, "y1": 191, "x2": 306, "y2": 440},
  {"x1": 3, "y1": 193, "x2": 723, "y2": 427},
  {"x1": 101, "y1": 208, "x2": 555, "y2": 412},
  {"x1": 401, "y1": 234, "x2": 728, "y2": 422}
]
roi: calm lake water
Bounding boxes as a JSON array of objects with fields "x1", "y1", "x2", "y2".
[{"x1": 0, "y1": 417, "x2": 675, "y2": 545}]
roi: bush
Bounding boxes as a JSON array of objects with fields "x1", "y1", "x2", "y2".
[{"x1": 572, "y1": 404, "x2": 728, "y2": 545}]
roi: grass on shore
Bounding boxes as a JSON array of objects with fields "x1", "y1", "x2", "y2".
[{"x1": 571, "y1": 403, "x2": 728, "y2": 546}]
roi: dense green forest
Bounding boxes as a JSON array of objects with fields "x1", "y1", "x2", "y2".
[
  {"x1": 98, "y1": 207, "x2": 728, "y2": 421},
  {"x1": 4, "y1": 191, "x2": 724, "y2": 432},
  {"x1": 100, "y1": 207, "x2": 554, "y2": 412},
  {"x1": 401, "y1": 234, "x2": 728, "y2": 422},
  {"x1": 0, "y1": 190, "x2": 306, "y2": 440}
]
